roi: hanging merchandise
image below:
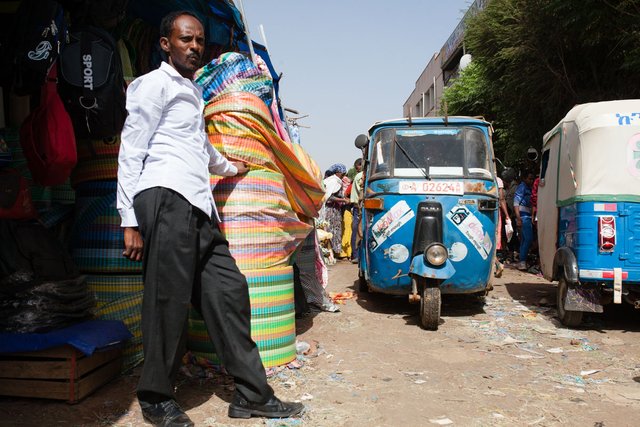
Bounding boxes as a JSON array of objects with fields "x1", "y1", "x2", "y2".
[
  {"x1": 19, "y1": 64, "x2": 77, "y2": 186},
  {"x1": 11, "y1": 0, "x2": 67, "y2": 95},
  {"x1": 62, "y1": 0, "x2": 129, "y2": 30},
  {"x1": 0, "y1": 169, "x2": 37, "y2": 220},
  {"x1": 58, "y1": 26, "x2": 126, "y2": 139}
]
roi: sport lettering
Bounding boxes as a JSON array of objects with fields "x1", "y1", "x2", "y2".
[{"x1": 82, "y1": 54, "x2": 93, "y2": 90}]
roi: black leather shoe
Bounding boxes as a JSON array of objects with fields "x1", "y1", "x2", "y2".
[
  {"x1": 140, "y1": 399, "x2": 194, "y2": 427},
  {"x1": 228, "y1": 394, "x2": 304, "y2": 419}
]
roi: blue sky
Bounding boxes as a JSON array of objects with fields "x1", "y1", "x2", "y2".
[{"x1": 243, "y1": 1, "x2": 472, "y2": 173}]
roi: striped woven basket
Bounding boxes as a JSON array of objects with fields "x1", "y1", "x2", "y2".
[
  {"x1": 211, "y1": 169, "x2": 312, "y2": 270},
  {"x1": 86, "y1": 274, "x2": 144, "y2": 308},
  {"x1": 71, "y1": 180, "x2": 142, "y2": 274},
  {"x1": 94, "y1": 290, "x2": 144, "y2": 371},
  {"x1": 187, "y1": 265, "x2": 296, "y2": 368},
  {"x1": 71, "y1": 137, "x2": 121, "y2": 187}
]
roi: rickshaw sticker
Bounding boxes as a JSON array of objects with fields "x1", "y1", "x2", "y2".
[
  {"x1": 371, "y1": 200, "x2": 415, "y2": 250},
  {"x1": 446, "y1": 206, "x2": 490, "y2": 260},
  {"x1": 449, "y1": 242, "x2": 468, "y2": 262},
  {"x1": 626, "y1": 133, "x2": 640, "y2": 178},
  {"x1": 385, "y1": 244, "x2": 409, "y2": 263},
  {"x1": 483, "y1": 232, "x2": 493, "y2": 254}
]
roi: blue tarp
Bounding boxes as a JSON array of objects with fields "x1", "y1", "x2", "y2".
[
  {"x1": 128, "y1": 0, "x2": 283, "y2": 110},
  {"x1": 128, "y1": 0, "x2": 245, "y2": 48},
  {"x1": 0, "y1": 319, "x2": 133, "y2": 356}
]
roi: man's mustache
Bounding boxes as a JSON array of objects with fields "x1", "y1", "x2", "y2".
[{"x1": 188, "y1": 54, "x2": 201, "y2": 61}]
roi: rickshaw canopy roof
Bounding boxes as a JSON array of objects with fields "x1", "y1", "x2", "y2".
[
  {"x1": 542, "y1": 99, "x2": 640, "y2": 203},
  {"x1": 368, "y1": 117, "x2": 491, "y2": 134}
]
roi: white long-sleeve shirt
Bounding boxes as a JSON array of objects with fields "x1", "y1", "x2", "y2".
[{"x1": 117, "y1": 62, "x2": 237, "y2": 227}]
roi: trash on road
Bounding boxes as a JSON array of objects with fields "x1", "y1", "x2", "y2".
[
  {"x1": 329, "y1": 291, "x2": 355, "y2": 304},
  {"x1": 429, "y1": 417, "x2": 454, "y2": 425}
]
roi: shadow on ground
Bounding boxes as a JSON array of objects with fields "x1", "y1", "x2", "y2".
[
  {"x1": 351, "y1": 279, "x2": 485, "y2": 328},
  {"x1": 503, "y1": 275, "x2": 640, "y2": 333}
]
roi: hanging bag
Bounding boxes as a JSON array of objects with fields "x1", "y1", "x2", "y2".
[
  {"x1": 12, "y1": 0, "x2": 66, "y2": 96},
  {"x1": 19, "y1": 65, "x2": 77, "y2": 186},
  {"x1": 58, "y1": 26, "x2": 126, "y2": 139}
]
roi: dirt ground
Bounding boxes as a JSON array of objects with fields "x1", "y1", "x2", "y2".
[{"x1": 2, "y1": 262, "x2": 640, "y2": 426}]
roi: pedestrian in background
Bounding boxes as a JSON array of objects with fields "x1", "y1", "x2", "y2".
[
  {"x1": 321, "y1": 163, "x2": 350, "y2": 259},
  {"x1": 350, "y1": 159, "x2": 364, "y2": 263},
  {"x1": 514, "y1": 171, "x2": 535, "y2": 271}
]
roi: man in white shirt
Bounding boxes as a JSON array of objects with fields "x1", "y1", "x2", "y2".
[{"x1": 117, "y1": 11, "x2": 303, "y2": 426}]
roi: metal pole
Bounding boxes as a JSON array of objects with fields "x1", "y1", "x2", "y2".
[
  {"x1": 237, "y1": 0, "x2": 256, "y2": 64},
  {"x1": 259, "y1": 24, "x2": 270, "y2": 52},
  {"x1": 433, "y1": 76, "x2": 437, "y2": 114}
]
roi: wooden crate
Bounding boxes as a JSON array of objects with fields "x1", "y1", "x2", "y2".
[{"x1": 0, "y1": 345, "x2": 122, "y2": 403}]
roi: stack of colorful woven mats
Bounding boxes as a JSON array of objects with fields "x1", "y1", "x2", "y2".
[
  {"x1": 71, "y1": 180, "x2": 144, "y2": 370},
  {"x1": 189, "y1": 53, "x2": 324, "y2": 368}
]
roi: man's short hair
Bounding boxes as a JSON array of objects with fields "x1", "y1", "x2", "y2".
[
  {"x1": 159, "y1": 10, "x2": 204, "y2": 38},
  {"x1": 354, "y1": 158, "x2": 363, "y2": 167}
]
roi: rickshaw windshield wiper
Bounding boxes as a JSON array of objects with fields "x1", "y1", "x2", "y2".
[{"x1": 393, "y1": 137, "x2": 431, "y2": 180}]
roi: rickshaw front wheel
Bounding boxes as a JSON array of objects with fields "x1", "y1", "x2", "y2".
[
  {"x1": 557, "y1": 276, "x2": 583, "y2": 327},
  {"x1": 419, "y1": 278, "x2": 441, "y2": 330}
]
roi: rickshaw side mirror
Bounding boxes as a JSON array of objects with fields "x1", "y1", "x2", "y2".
[{"x1": 355, "y1": 134, "x2": 369, "y2": 149}]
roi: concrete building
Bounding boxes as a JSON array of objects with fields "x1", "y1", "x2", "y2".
[{"x1": 403, "y1": 0, "x2": 487, "y2": 118}]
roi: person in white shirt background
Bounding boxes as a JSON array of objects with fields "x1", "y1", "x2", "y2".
[{"x1": 117, "y1": 11, "x2": 303, "y2": 427}]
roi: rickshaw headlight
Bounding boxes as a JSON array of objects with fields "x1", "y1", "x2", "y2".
[{"x1": 424, "y1": 243, "x2": 448, "y2": 266}]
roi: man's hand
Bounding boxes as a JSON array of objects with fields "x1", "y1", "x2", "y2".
[
  {"x1": 123, "y1": 227, "x2": 143, "y2": 261},
  {"x1": 232, "y1": 161, "x2": 249, "y2": 175}
]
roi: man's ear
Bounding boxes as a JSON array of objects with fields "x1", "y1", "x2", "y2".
[{"x1": 159, "y1": 37, "x2": 170, "y2": 53}]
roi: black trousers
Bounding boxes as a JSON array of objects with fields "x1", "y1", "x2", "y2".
[{"x1": 133, "y1": 187, "x2": 273, "y2": 404}]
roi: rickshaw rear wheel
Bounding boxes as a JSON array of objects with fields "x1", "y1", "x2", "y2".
[
  {"x1": 557, "y1": 276, "x2": 583, "y2": 327},
  {"x1": 357, "y1": 269, "x2": 369, "y2": 293},
  {"x1": 419, "y1": 279, "x2": 441, "y2": 331}
]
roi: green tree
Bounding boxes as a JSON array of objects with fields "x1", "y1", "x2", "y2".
[{"x1": 444, "y1": 0, "x2": 640, "y2": 164}]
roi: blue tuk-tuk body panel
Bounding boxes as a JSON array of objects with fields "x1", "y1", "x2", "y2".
[
  {"x1": 559, "y1": 201, "x2": 640, "y2": 285},
  {"x1": 362, "y1": 187, "x2": 496, "y2": 294},
  {"x1": 358, "y1": 117, "x2": 498, "y2": 296}
]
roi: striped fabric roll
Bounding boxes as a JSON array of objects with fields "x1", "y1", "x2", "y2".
[
  {"x1": 71, "y1": 137, "x2": 121, "y2": 187},
  {"x1": 94, "y1": 290, "x2": 144, "y2": 371},
  {"x1": 194, "y1": 52, "x2": 273, "y2": 105},
  {"x1": 204, "y1": 91, "x2": 324, "y2": 220},
  {"x1": 187, "y1": 265, "x2": 296, "y2": 368},
  {"x1": 211, "y1": 169, "x2": 312, "y2": 270},
  {"x1": 85, "y1": 274, "x2": 144, "y2": 308},
  {"x1": 71, "y1": 180, "x2": 142, "y2": 274}
]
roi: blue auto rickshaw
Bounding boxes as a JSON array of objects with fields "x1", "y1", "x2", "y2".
[
  {"x1": 537, "y1": 100, "x2": 640, "y2": 327},
  {"x1": 354, "y1": 117, "x2": 498, "y2": 330}
]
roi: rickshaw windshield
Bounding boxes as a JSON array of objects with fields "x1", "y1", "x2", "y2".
[{"x1": 369, "y1": 127, "x2": 493, "y2": 180}]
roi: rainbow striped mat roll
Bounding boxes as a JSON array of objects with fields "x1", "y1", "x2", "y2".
[
  {"x1": 204, "y1": 91, "x2": 324, "y2": 220},
  {"x1": 187, "y1": 265, "x2": 296, "y2": 368},
  {"x1": 71, "y1": 180, "x2": 142, "y2": 274},
  {"x1": 212, "y1": 169, "x2": 312, "y2": 270},
  {"x1": 71, "y1": 137, "x2": 121, "y2": 187},
  {"x1": 86, "y1": 274, "x2": 143, "y2": 308},
  {"x1": 94, "y1": 290, "x2": 143, "y2": 371}
]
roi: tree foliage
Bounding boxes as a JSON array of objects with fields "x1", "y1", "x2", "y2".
[{"x1": 442, "y1": 0, "x2": 640, "y2": 164}]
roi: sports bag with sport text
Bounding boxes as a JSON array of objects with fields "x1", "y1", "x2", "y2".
[{"x1": 58, "y1": 26, "x2": 126, "y2": 139}]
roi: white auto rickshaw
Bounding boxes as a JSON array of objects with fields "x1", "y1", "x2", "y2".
[{"x1": 537, "y1": 100, "x2": 640, "y2": 326}]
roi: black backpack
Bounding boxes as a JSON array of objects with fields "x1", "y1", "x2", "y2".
[
  {"x1": 58, "y1": 26, "x2": 126, "y2": 139},
  {"x1": 12, "y1": 0, "x2": 67, "y2": 95}
]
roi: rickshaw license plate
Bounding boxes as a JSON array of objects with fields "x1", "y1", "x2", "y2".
[{"x1": 399, "y1": 181, "x2": 463, "y2": 195}]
